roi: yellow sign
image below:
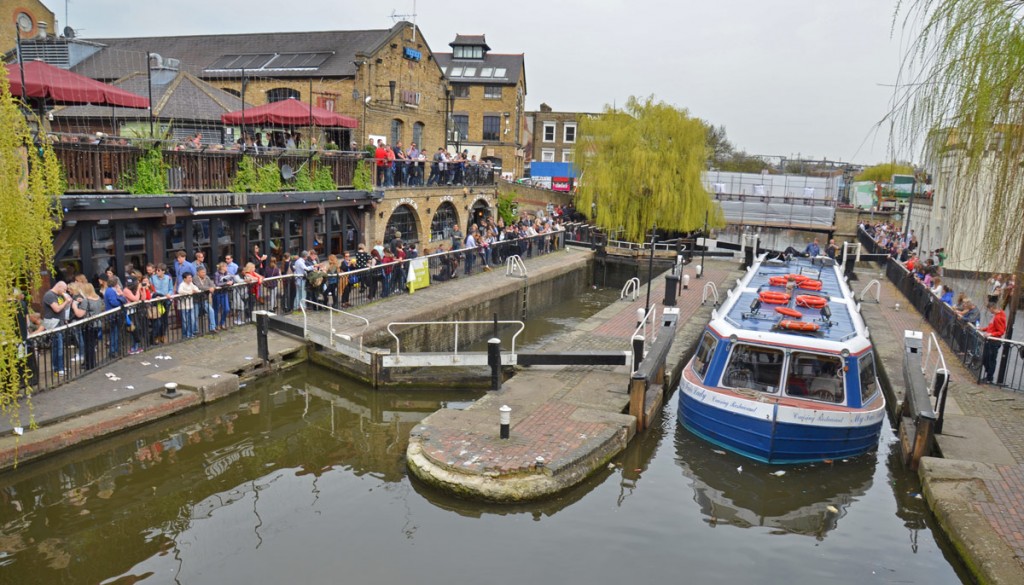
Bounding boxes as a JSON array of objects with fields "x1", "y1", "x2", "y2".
[{"x1": 407, "y1": 257, "x2": 431, "y2": 293}]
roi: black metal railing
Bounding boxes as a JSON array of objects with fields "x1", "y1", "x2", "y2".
[
  {"x1": 367, "y1": 157, "x2": 497, "y2": 188},
  {"x1": 27, "y1": 230, "x2": 566, "y2": 392},
  {"x1": 858, "y1": 227, "x2": 1024, "y2": 390}
]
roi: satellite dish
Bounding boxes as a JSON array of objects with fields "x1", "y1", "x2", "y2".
[
  {"x1": 280, "y1": 164, "x2": 295, "y2": 180},
  {"x1": 63, "y1": 26, "x2": 75, "y2": 39}
]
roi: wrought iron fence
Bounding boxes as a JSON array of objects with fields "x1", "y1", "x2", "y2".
[
  {"x1": 858, "y1": 227, "x2": 1024, "y2": 391},
  {"x1": 27, "y1": 231, "x2": 565, "y2": 392}
]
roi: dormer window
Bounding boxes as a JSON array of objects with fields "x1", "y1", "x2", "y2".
[{"x1": 453, "y1": 45, "x2": 484, "y2": 59}]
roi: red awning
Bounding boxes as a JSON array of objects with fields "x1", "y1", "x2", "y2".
[
  {"x1": 5, "y1": 60, "x2": 150, "y2": 108},
  {"x1": 221, "y1": 97, "x2": 358, "y2": 128}
]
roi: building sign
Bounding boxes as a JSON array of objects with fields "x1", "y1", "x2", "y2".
[
  {"x1": 403, "y1": 47, "x2": 422, "y2": 62},
  {"x1": 552, "y1": 177, "x2": 572, "y2": 192},
  {"x1": 394, "y1": 197, "x2": 419, "y2": 210}
]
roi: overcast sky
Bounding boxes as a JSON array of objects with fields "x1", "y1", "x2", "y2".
[{"x1": 64, "y1": 0, "x2": 912, "y2": 164}]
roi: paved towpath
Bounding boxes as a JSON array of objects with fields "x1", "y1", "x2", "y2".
[{"x1": 860, "y1": 273, "x2": 1024, "y2": 584}]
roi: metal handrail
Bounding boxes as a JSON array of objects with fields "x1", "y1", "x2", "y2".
[
  {"x1": 505, "y1": 254, "x2": 528, "y2": 278},
  {"x1": 701, "y1": 282, "x2": 720, "y2": 306},
  {"x1": 923, "y1": 331, "x2": 950, "y2": 394},
  {"x1": 860, "y1": 279, "x2": 881, "y2": 303},
  {"x1": 386, "y1": 319, "x2": 526, "y2": 356},
  {"x1": 621, "y1": 277, "x2": 640, "y2": 301},
  {"x1": 630, "y1": 306, "x2": 658, "y2": 349},
  {"x1": 301, "y1": 300, "x2": 370, "y2": 352}
]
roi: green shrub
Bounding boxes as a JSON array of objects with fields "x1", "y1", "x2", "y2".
[
  {"x1": 353, "y1": 159, "x2": 373, "y2": 191},
  {"x1": 127, "y1": 147, "x2": 168, "y2": 195}
]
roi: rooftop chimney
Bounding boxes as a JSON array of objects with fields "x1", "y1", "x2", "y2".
[{"x1": 37, "y1": 21, "x2": 48, "y2": 40}]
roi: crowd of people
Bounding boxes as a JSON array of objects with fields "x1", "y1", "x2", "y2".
[
  {"x1": 24, "y1": 209, "x2": 569, "y2": 381},
  {"x1": 372, "y1": 139, "x2": 494, "y2": 188},
  {"x1": 862, "y1": 220, "x2": 1012, "y2": 384}
]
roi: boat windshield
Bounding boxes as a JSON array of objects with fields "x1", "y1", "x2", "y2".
[
  {"x1": 693, "y1": 332, "x2": 717, "y2": 380},
  {"x1": 785, "y1": 351, "x2": 845, "y2": 404},
  {"x1": 859, "y1": 352, "x2": 878, "y2": 403},
  {"x1": 723, "y1": 344, "x2": 784, "y2": 393}
]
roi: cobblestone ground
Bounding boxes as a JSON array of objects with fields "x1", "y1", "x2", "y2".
[{"x1": 866, "y1": 275, "x2": 1024, "y2": 567}]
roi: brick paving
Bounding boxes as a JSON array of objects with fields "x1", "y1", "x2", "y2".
[
  {"x1": 862, "y1": 275, "x2": 1024, "y2": 576},
  {"x1": 409, "y1": 261, "x2": 736, "y2": 497}
]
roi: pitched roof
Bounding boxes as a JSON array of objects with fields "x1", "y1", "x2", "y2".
[
  {"x1": 53, "y1": 69, "x2": 250, "y2": 122},
  {"x1": 69, "y1": 24, "x2": 408, "y2": 81},
  {"x1": 450, "y1": 34, "x2": 490, "y2": 50},
  {"x1": 435, "y1": 52, "x2": 525, "y2": 88}
]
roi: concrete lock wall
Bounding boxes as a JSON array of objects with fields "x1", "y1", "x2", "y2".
[{"x1": 366, "y1": 257, "x2": 592, "y2": 353}]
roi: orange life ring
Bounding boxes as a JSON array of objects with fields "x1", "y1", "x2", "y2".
[
  {"x1": 796, "y1": 295, "x2": 827, "y2": 309},
  {"x1": 759, "y1": 291, "x2": 791, "y2": 304},
  {"x1": 775, "y1": 307, "x2": 802, "y2": 318},
  {"x1": 798, "y1": 280, "x2": 823, "y2": 291},
  {"x1": 778, "y1": 319, "x2": 820, "y2": 332},
  {"x1": 768, "y1": 276, "x2": 790, "y2": 287},
  {"x1": 786, "y1": 273, "x2": 811, "y2": 282}
]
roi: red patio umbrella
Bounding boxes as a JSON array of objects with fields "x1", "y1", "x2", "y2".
[
  {"x1": 5, "y1": 60, "x2": 149, "y2": 108},
  {"x1": 221, "y1": 97, "x2": 358, "y2": 128}
]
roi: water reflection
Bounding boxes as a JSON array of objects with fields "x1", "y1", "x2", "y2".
[
  {"x1": 673, "y1": 423, "x2": 874, "y2": 538},
  {"x1": 0, "y1": 367, "x2": 480, "y2": 584}
]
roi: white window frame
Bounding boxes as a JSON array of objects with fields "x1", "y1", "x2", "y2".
[
  {"x1": 561, "y1": 149, "x2": 573, "y2": 163},
  {"x1": 541, "y1": 148, "x2": 555, "y2": 162},
  {"x1": 563, "y1": 123, "x2": 577, "y2": 144},
  {"x1": 542, "y1": 122, "x2": 556, "y2": 143}
]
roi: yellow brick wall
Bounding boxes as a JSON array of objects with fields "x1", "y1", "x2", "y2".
[
  {"x1": 212, "y1": 26, "x2": 448, "y2": 152},
  {"x1": 370, "y1": 185, "x2": 499, "y2": 248},
  {"x1": 450, "y1": 75, "x2": 527, "y2": 179},
  {"x1": 1, "y1": 0, "x2": 55, "y2": 54}
]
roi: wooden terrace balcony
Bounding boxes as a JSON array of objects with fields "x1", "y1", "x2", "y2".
[{"x1": 53, "y1": 143, "x2": 362, "y2": 193}]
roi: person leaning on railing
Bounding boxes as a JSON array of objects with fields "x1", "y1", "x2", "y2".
[{"x1": 977, "y1": 301, "x2": 1008, "y2": 385}]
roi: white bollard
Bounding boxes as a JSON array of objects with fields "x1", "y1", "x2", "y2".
[
  {"x1": 499, "y1": 404, "x2": 511, "y2": 439},
  {"x1": 696, "y1": 264, "x2": 703, "y2": 277},
  {"x1": 682, "y1": 274, "x2": 690, "y2": 290}
]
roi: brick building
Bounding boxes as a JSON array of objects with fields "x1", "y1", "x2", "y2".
[
  {"x1": 1, "y1": 0, "x2": 55, "y2": 54},
  {"x1": 527, "y1": 103, "x2": 592, "y2": 165},
  {"x1": 13, "y1": 21, "x2": 449, "y2": 151},
  {"x1": 435, "y1": 34, "x2": 527, "y2": 179}
]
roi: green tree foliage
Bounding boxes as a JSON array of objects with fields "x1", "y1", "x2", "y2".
[
  {"x1": 352, "y1": 159, "x2": 373, "y2": 192},
  {"x1": 0, "y1": 67, "x2": 64, "y2": 425},
  {"x1": 292, "y1": 157, "x2": 338, "y2": 192},
  {"x1": 126, "y1": 147, "x2": 168, "y2": 195},
  {"x1": 897, "y1": 0, "x2": 1024, "y2": 261},
  {"x1": 496, "y1": 191, "x2": 519, "y2": 224},
  {"x1": 717, "y1": 151, "x2": 773, "y2": 174},
  {"x1": 575, "y1": 96, "x2": 724, "y2": 241},
  {"x1": 854, "y1": 162, "x2": 915, "y2": 183}
]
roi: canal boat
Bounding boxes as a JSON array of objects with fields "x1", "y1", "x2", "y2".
[{"x1": 678, "y1": 254, "x2": 885, "y2": 464}]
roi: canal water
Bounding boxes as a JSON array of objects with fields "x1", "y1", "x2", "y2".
[{"x1": 0, "y1": 289, "x2": 971, "y2": 585}]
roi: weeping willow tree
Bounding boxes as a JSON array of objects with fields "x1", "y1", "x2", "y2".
[
  {"x1": 574, "y1": 96, "x2": 723, "y2": 242},
  {"x1": 896, "y1": 0, "x2": 1024, "y2": 270},
  {"x1": 0, "y1": 66, "x2": 64, "y2": 427}
]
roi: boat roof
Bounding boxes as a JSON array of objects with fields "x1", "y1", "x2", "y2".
[{"x1": 709, "y1": 255, "x2": 872, "y2": 354}]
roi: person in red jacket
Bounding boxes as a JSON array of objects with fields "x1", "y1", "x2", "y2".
[{"x1": 978, "y1": 302, "x2": 1007, "y2": 384}]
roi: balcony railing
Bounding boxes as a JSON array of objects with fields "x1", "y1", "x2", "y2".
[
  {"x1": 366, "y1": 157, "x2": 497, "y2": 189},
  {"x1": 53, "y1": 143, "x2": 361, "y2": 193}
]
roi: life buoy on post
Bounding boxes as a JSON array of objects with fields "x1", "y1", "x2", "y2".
[
  {"x1": 759, "y1": 291, "x2": 791, "y2": 304},
  {"x1": 796, "y1": 295, "x2": 827, "y2": 309}
]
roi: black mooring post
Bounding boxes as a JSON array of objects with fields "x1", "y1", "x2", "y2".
[
  {"x1": 493, "y1": 312, "x2": 499, "y2": 340},
  {"x1": 934, "y1": 370, "x2": 949, "y2": 435},
  {"x1": 632, "y1": 335, "x2": 644, "y2": 372},
  {"x1": 255, "y1": 311, "x2": 270, "y2": 363},
  {"x1": 664, "y1": 274, "x2": 679, "y2": 306},
  {"x1": 488, "y1": 337, "x2": 502, "y2": 391}
]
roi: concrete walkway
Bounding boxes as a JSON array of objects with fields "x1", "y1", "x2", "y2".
[
  {"x1": 406, "y1": 263, "x2": 736, "y2": 501},
  {"x1": 860, "y1": 274, "x2": 1024, "y2": 584}
]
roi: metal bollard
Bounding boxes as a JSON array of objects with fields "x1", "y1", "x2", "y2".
[
  {"x1": 682, "y1": 274, "x2": 690, "y2": 290},
  {"x1": 664, "y1": 275, "x2": 679, "y2": 306},
  {"x1": 254, "y1": 310, "x2": 271, "y2": 363},
  {"x1": 499, "y1": 404, "x2": 511, "y2": 439},
  {"x1": 162, "y1": 382, "x2": 179, "y2": 399},
  {"x1": 488, "y1": 337, "x2": 501, "y2": 391},
  {"x1": 636, "y1": 307, "x2": 645, "y2": 329},
  {"x1": 695, "y1": 264, "x2": 703, "y2": 278}
]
